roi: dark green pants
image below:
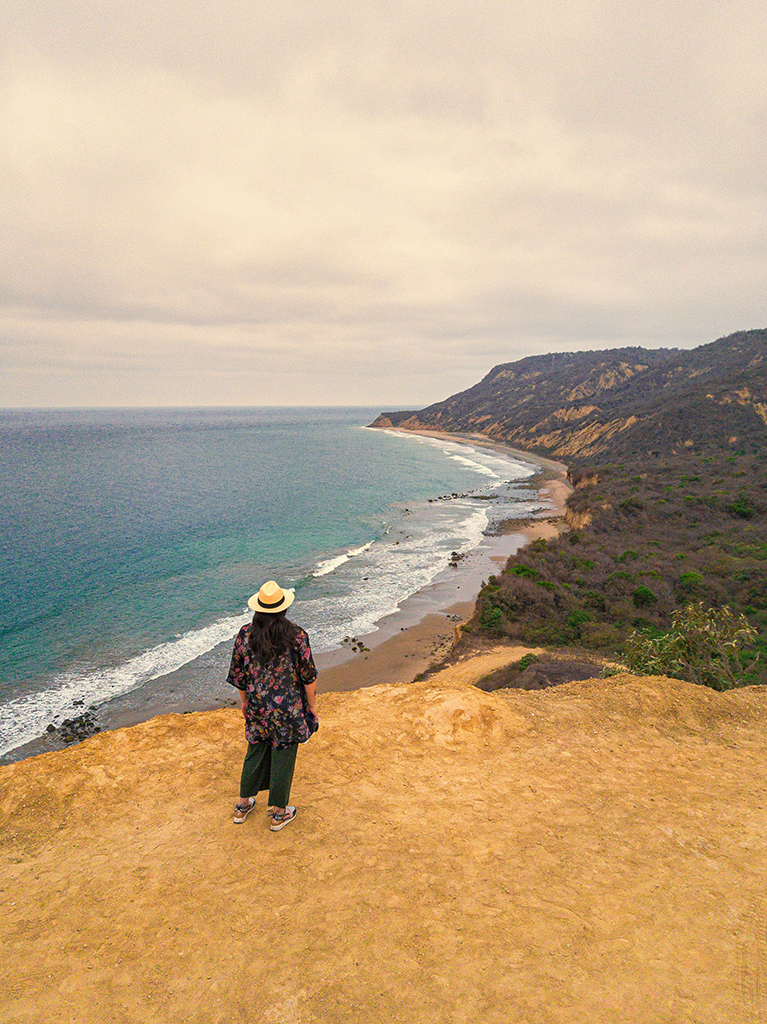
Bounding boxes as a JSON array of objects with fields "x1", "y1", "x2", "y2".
[{"x1": 239, "y1": 742, "x2": 298, "y2": 807}]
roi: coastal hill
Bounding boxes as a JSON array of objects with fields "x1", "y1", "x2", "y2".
[
  {"x1": 372, "y1": 329, "x2": 767, "y2": 677},
  {"x1": 370, "y1": 329, "x2": 767, "y2": 462},
  {"x1": 2, "y1": 656, "x2": 766, "y2": 1023}
]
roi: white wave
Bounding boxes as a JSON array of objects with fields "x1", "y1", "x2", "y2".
[
  {"x1": 454, "y1": 504, "x2": 491, "y2": 548},
  {"x1": 379, "y1": 428, "x2": 427, "y2": 442},
  {"x1": 313, "y1": 540, "x2": 374, "y2": 578},
  {"x1": 301, "y1": 504, "x2": 490, "y2": 652},
  {"x1": 441, "y1": 451, "x2": 499, "y2": 478},
  {"x1": 436, "y1": 443, "x2": 538, "y2": 484},
  {"x1": 483, "y1": 458, "x2": 536, "y2": 483},
  {"x1": 379, "y1": 428, "x2": 536, "y2": 484},
  {"x1": 0, "y1": 609, "x2": 251, "y2": 756},
  {"x1": 313, "y1": 554, "x2": 348, "y2": 577}
]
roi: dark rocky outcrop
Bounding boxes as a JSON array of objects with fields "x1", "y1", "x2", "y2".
[
  {"x1": 53, "y1": 711, "x2": 102, "y2": 745},
  {"x1": 476, "y1": 657, "x2": 606, "y2": 692}
]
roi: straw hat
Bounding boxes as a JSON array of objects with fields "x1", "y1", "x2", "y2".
[{"x1": 248, "y1": 580, "x2": 295, "y2": 613}]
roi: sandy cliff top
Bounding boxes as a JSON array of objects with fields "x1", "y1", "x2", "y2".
[{"x1": 2, "y1": 656, "x2": 767, "y2": 1024}]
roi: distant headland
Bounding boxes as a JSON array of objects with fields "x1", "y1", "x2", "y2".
[{"x1": 369, "y1": 329, "x2": 767, "y2": 462}]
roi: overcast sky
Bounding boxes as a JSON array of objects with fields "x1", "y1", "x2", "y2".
[{"x1": 2, "y1": 1, "x2": 766, "y2": 407}]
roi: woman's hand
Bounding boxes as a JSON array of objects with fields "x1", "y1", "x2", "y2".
[{"x1": 240, "y1": 697, "x2": 248, "y2": 720}]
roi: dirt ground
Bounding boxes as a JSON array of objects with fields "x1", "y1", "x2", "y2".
[{"x1": 2, "y1": 648, "x2": 767, "y2": 1024}]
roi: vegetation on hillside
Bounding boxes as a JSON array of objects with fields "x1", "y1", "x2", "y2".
[
  {"x1": 471, "y1": 447, "x2": 766, "y2": 684},
  {"x1": 622, "y1": 603, "x2": 758, "y2": 692}
]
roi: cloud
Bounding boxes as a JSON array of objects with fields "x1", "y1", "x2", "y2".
[{"x1": 1, "y1": 0, "x2": 766, "y2": 405}]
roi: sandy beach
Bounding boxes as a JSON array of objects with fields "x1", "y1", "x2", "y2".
[{"x1": 312, "y1": 441, "x2": 569, "y2": 696}]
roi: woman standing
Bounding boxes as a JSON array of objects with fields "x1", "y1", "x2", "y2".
[{"x1": 227, "y1": 580, "x2": 318, "y2": 831}]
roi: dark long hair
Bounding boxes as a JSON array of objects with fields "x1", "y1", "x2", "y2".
[{"x1": 247, "y1": 610, "x2": 299, "y2": 663}]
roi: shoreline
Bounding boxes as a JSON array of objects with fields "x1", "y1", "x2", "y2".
[
  {"x1": 2, "y1": 433, "x2": 571, "y2": 763},
  {"x1": 316, "y1": 431, "x2": 570, "y2": 694}
]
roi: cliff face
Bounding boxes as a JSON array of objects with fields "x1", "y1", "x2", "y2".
[{"x1": 371, "y1": 329, "x2": 767, "y2": 461}]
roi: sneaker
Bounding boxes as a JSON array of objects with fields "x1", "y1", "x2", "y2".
[
  {"x1": 233, "y1": 797, "x2": 256, "y2": 824},
  {"x1": 269, "y1": 806, "x2": 297, "y2": 832}
]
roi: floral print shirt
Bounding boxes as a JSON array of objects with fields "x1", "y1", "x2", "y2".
[{"x1": 227, "y1": 624, "x2": 318, "y2": 749}]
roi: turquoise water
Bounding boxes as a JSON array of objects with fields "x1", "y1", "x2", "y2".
[{"x1": 0, "y1": 407, "x2": 540, "y2": 753}]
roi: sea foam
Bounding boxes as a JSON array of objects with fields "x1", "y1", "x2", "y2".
[
  {"x1": 0, "y1": 610, "x2": 251, "y2": 756},
  {"x1": 313, "y1": 541, "x2": 374, "y2": 578}
]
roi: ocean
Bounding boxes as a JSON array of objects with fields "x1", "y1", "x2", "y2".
[{"x1": 0, "y1": 407, "x2": 545, "y2": 757}]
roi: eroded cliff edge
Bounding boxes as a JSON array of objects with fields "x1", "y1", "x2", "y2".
[{"x1": 2, "y1": 665, "x2": 766, "y2": 1023}]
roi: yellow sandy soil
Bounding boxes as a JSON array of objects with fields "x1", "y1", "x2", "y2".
[{"x1": 2, "y1": 652, "x2": 767, "y2": 1024}]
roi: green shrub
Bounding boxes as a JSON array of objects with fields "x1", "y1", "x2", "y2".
[
  {"x1": 677, "y1": 571, "x2": 704, "y2": 596},
  {"x1": 726, "y1": 497, "x2": 756, "y2": 519},
  {"x1": 632, "y1": 585, "x2": 658, "y2": 608},
  {"x1": 619, "y1": 499, "x2": 645, "y2": 516},
  {"x1": 509, "y1": 564, "x2": 542, "y2": 580},
  {"x1": 524, "y1": 625, "x2": 572, "y2": 646},
  {"x1": 618, "y1": 550, "x2": 641, "y2": 562},
  {"x1": 584, "y1": 589, "x2": 606, "y2": 611},
  {"x1": 480, "y1": 603, "x2": 503, "y2": 632},
  {"x1": 565, "y1": 609, "x2": 593, "y2": 640},
  {"x1": 623, "y1": 602, "x2": 758, "y2": 691}
]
